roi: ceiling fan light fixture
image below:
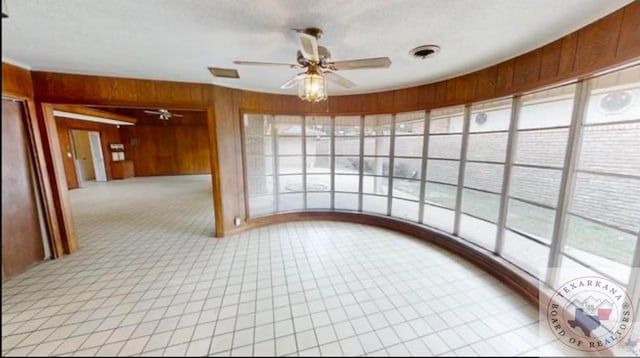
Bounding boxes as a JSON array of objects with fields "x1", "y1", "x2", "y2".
[{"x1": 298, "y1": 72, "x2": 327, "y2": 102}]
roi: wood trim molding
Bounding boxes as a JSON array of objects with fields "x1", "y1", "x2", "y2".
[
  {"x1": 36, "y1": 102, "x2": 78, "y2": 254},
  {"x1": 244, "y1": 211, "x2": 542, "y2": 305},
  {"x1": 52, "y1": 104, "x2": 137, "y2": 124}
]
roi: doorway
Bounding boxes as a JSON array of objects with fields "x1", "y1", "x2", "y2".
[{"x1": 71, "y1": 129, "x2": 107, "y2": 185}]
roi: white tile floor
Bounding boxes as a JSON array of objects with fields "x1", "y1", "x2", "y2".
[{"x1": 1, "y1": 175, "x2": 588, "y2": 356}]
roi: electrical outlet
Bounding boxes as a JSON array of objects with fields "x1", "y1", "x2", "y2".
[{"x1": 234, "y1": 217, "x2": 241, "y2": 226}]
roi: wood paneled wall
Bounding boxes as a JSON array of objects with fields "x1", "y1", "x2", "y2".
[
  {"x1": 55, "y1": 117, "x2": 122, "y2": 188},
  {"x1": 23, "y1": 1, "x2": 640, "y2": 237},
  {"x1": 118, "y1": 111, "x2": 211, "y2": 176}
]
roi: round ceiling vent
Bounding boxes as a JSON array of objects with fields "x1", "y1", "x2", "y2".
[{"x1": 410, "y1": 45, "x2": 440, "y2": 59}]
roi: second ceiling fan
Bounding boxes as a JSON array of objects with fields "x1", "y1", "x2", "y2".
[{"x1": 233, "y1": 28, "x2": 391, "y2": 99}]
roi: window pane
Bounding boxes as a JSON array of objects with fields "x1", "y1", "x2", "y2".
[
  {"x1": 428, "y1": 135, "x2": 462, "y2": 159},
  {"x1": 363, "y1": 195, "x2": 387, "y2": 215},
  {"x1": 424, "y1": 182, "x2": 457, "y2": 209},
  {"x1": 466, "y1": 132, "x2": 508, "y2": 162},
  {"x1": 249, "y1": 195, "x2": 274, "y2": 217},
  {"x1": 307, "y1": 192, "x2": 331, "y2": 209},
  {"x1": 469, "y1": 98, "x2": 512, "y2": 132},
  {"x1": 559, "y1": 254, "x2": 630, "y2": 287},
  {"x1": 502, "y1": 230, "x2": 549, "y2": 279},
  {"x1": 277, "y1": 156, "x2": 302, "y2": 174},
  {"x1": 306, "y1": 174, "x2": 330, "y2": 192},
  {"x1": 578, "y1": 123, "x2": 640, "y2": 177},
  {"x1": 392, "y1": 179, "x2": 420, "y2": 200},
  {"x1": 335, "y1": 116, "x2": 360, "y2": 155},
  {"x1": 362, "y1": 175, "x2": 388, "y2": 195},
  {"x1": 423, "y1": 205, "x2": 455, "y2": 233},
  {"x1": 510, "y1": 166, "x2": 561, "y2": 208},
  {"x1": 278, "y1": 193, "x2": 304, "y2": 211},
  {"x1": 570, "y1": 172, "x2": 640, "y2": 232},
  {"x1": 461, "y1": 188, "x2": 500, "y2": 223},
  {"x1": 393, "y1": 158, "x2": 422, "y2": 179},
  {"x1": 459, "y1": 214, "x2": 496, "y2": 251},
  {"x1": 463, "y1": 162, "x2": 504, "y2": 193},
  {"x1": 245, "y1": 114, "x2": 275, "y2": 218},
  {"x1": 426, "y1": 159, "x2": 459, "y2": 185},
  {"x1": 306, "y1": 155, "x2": 330, "y2": 173},
  {"x1": 249, "y1": 175, "x2": 274, "y2": 217},
  {"x1": 334, "y1": 174, "x2": 359, "y2": 193},
  {"x1": 247, "y1": 156, "x2": 273, "y2": 208},
  {"x1": 519, "y1": 84, "x2": 576, "y2": 129},
  {"x1": 392, "y1": 199, "x2": 419, "y2": 222},
  {"x1": 305, "y1": 116, "x2": 331, "y2": 156},
  {"x1": 514, "y1": 128, "x2": 569, "y2": 168},
  {"x1": 244, "y1": 114, "x2": 273, "y2": 156},
  {"x1": 565, "y1": 214, "x2": 637, "y2": 267},
  {"x1": 334, "y1": 193, "x2": 358, "y2": 211},
  {"x1": 364, "y1": 114, "x2": 392, "y2": 135},
  {"x1": 279, "y1": 175, "x2": 303, "y2": 193},
  {"x1": 362, "y1": 156, "x2": 388, "y2": 176},
  {"x1": 584, "y1": 65, "x2": 640, "y2": 124},
  {"x1": 276, "y1": 115, "x2": 303, "y2": 155},
  {"x1": 364, "y1": 136, "x2": 390, "y2": 156},
  {"x1": 394, "y1": 136, "x2": 423, "y2": 157},
  {"x1": 335, "y1": 156, "x2": 360, "y2": 174},
  {"x1": 430, "y1": 106, "x2": 464, "y2": 134},
  {"x1": 507, "y1": 199, "x2": 556, "y2": 242},
  {"x1": 396, "y1": 111, "x2": 425, "y2": 135}
]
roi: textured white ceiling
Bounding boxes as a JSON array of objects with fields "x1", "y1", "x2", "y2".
[{"x1": 1, "y1": 0, "x2": 633, "y2": 95}]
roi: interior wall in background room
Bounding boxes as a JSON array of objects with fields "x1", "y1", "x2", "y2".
[
  {"x1": 55, "y1": 117, "x2": 120, "y2": 189},
  {"x1": 118, "y1": 110, "x2": 211, "y2": 176}
]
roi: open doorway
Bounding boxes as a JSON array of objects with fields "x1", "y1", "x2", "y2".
[{"x1": 70, "y1": 129, "x2": 107, "y2": 186}]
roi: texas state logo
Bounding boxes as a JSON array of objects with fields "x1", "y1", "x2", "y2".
[{"x1": 546, "y1": 276, "x2": 634, "y2": 352}]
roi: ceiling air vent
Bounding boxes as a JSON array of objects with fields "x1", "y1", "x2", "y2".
[
  {"x1": 410, "y1": 45, "x2": 440, "y2": 60},
  {"x1": 208, "y1": 67, "x2": 239, "y2": 79}
]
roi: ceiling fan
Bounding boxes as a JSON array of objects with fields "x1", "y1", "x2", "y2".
[
  {"x1": 233, "y1": 27, "x2": 391, "y2": 101},
  {"x1": 143, "y1": 108, "x2": 183, "y2": 121}
]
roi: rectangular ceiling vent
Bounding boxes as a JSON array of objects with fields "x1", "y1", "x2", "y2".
[{"x1": 208, "y1": 67, "x2": 239, "y2": 79}]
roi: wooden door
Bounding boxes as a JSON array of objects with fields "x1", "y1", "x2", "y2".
[{"x1": 2, "y1": 99, "x2": 45, "y2": 278}]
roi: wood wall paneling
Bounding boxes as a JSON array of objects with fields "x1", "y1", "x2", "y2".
[
  {"x1": 574, "y1": 9, "x2": 624, "y2": 73},
  {"x1": 117, "y1": 110, "x2": 211, "y2": 176},
  {"x1": 540, "y1": 40, "x2": 563, "y2": 81},
  {"x1": 210, "y1": 86, "x2": 244, "y2": 233},
  {"x1": 616, "y1": 2, "x2": 640, "y2": 59},
  {"x1": 31, "y1": 72, "x2": 209, "y2": 109},
  {"x1": 2, "y1": 63, "x2": 35, "y2": 98},
  {"x1": 2, "y1": 100, "x2": 45, "y2": 278}
]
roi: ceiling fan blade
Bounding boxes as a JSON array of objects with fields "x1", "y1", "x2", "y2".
[
  {"x1": 324, "y1": 70, "x2": 356, "y2": 89},
  {"x1": 144, "y1": 110, "x2": 161, "y2": 115},
  {"x1": 280, "y1": 73, "x2": 305, "y2": 89},
  {"x1": 327, "y1": 57, "x2": 392, "y2": 71},
  {"x1": 233, "y1": 60, "x2": 299, "y2": 69},
  {"x1": 296, "y1": 32, "x2": 319, "y2": 63},
  {"x1": 171, "y1": 113, "x2": 184, "y2": 118}
]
